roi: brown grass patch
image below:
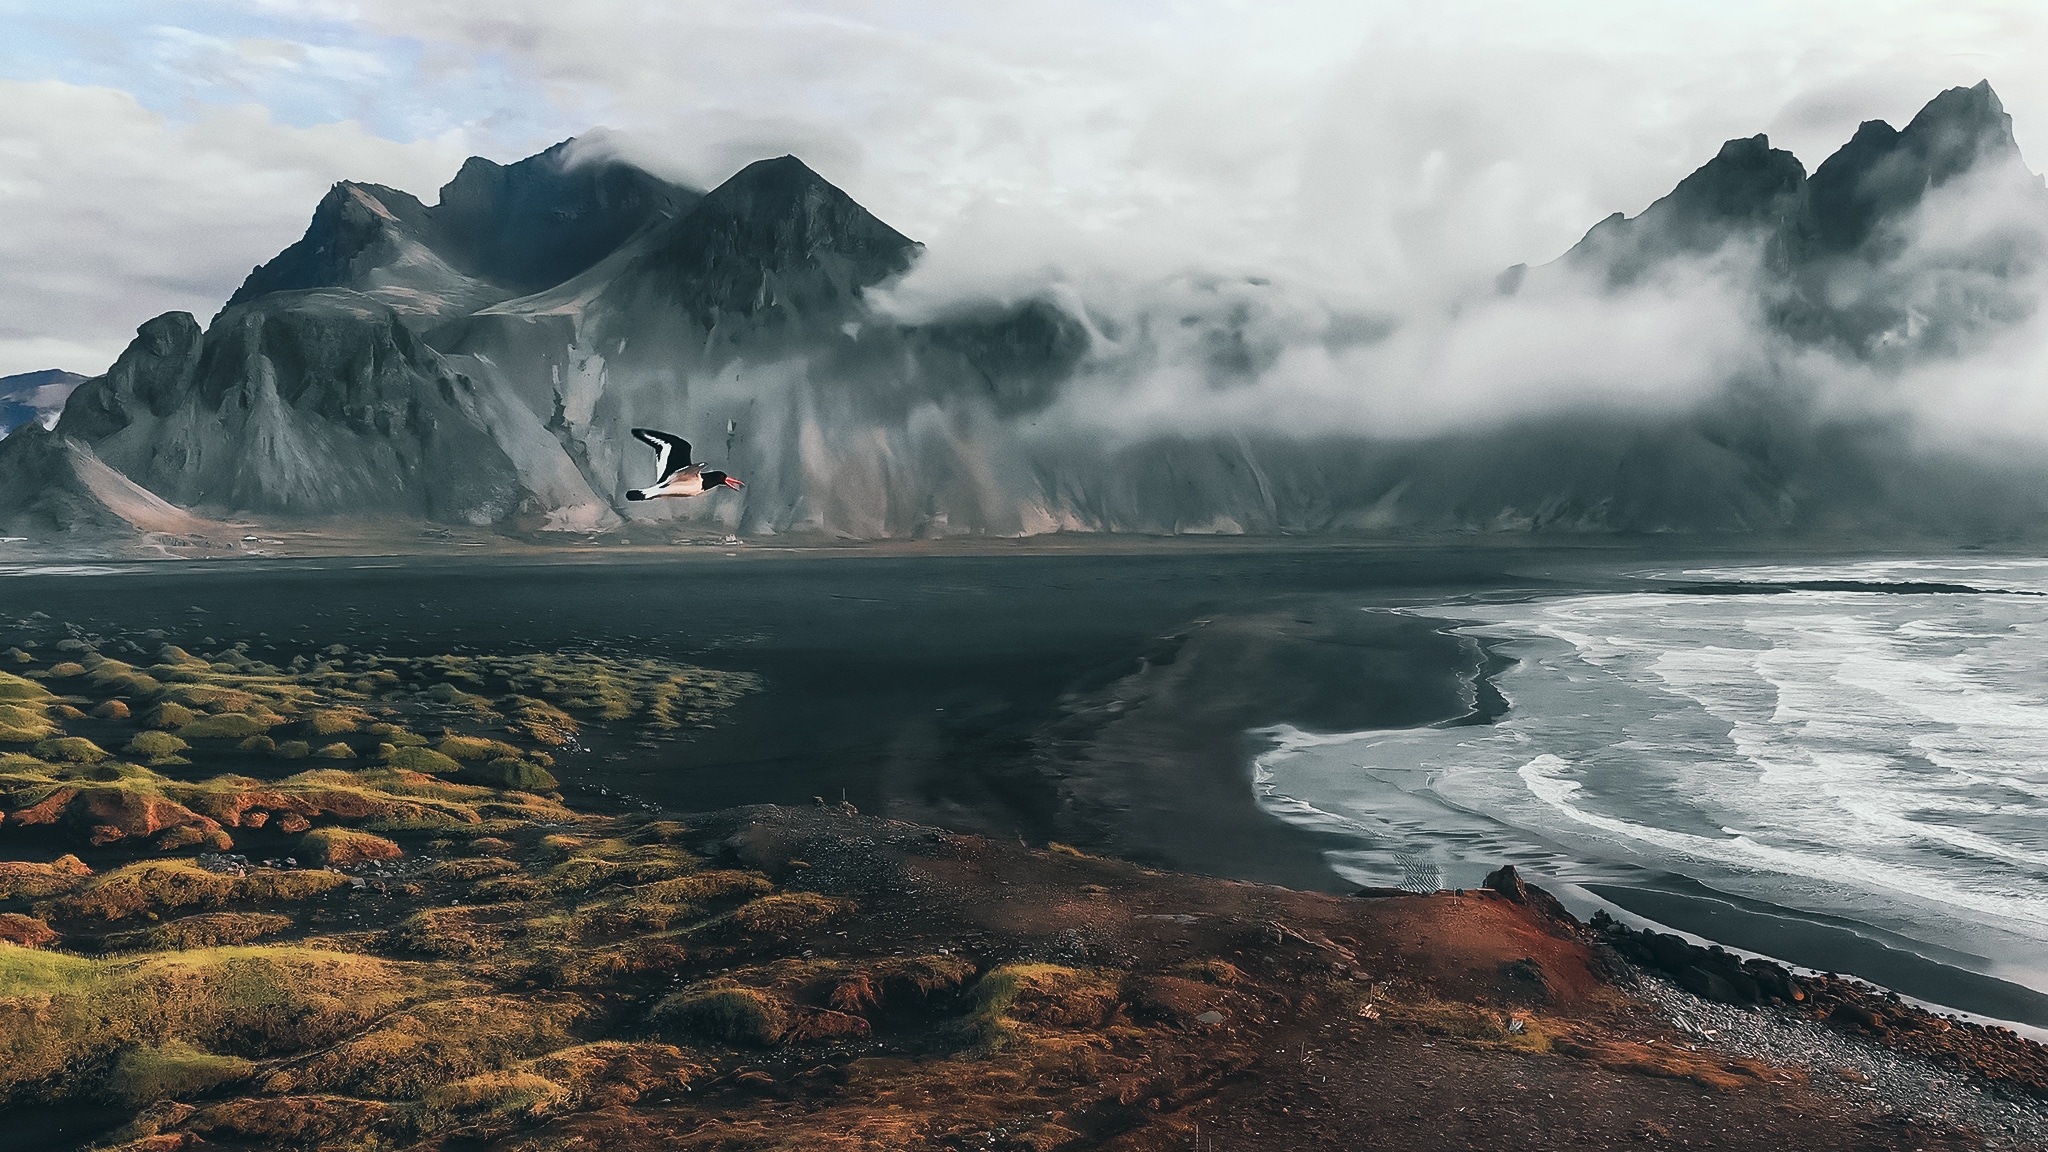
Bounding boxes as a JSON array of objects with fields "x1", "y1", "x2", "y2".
[
  {"x1": 106, "y1": 913, "x2": 296, "y2": 952},
  {"x1": 0, "y1": 855, "x2": 91, "y2": 900},
  {"x1": 295, "y1": 828, "x2": 402, "y2": 867},
  {"x1": 271, "y1": 994, "x2": 594, "y2": 1099}
]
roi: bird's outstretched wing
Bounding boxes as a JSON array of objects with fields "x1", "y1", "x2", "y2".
[{"x1": 631, "y1": 428, "x2": 692, "y2": 482}]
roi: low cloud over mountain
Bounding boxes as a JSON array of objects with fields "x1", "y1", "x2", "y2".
[{"x1": 8, "y1": 83, "x2": 2048, "y2": 542}]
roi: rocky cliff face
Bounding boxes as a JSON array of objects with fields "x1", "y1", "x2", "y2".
[
  {"x1": 21, "y1": 86, "x2": 2048, "y2": 541},
  {"x1": 59, "y1": 292, "x2": 564, "y2": 524}
]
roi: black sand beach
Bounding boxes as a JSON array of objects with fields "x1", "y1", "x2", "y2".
[
  {"x1": 9, "y1": 540, "x2": 2045, "y2": 1029},
  {"x1": 1, "y1": 545, "x2": 1544, "y2": 890}
]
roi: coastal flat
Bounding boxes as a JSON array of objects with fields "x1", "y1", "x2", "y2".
[{"x1": 2, "y1": 565, "x2": 2044, "y2": 1151}]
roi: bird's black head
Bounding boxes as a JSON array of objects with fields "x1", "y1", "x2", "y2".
[{"x1": 701, "y1": 471, "x2": 744, "y2": 490}]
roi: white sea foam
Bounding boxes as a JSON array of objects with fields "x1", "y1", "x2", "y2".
[{"x1": 1254, "y1": 557, "x2": 2048, "y2": 994}]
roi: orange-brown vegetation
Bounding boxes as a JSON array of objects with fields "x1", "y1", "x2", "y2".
[{"x1": 0, "y1": 631, "x2": 2025, "y2": 1152}]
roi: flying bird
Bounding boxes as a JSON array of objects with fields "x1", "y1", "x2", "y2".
[{"x1": 626, "y1": 428, "x2": 744, "y2": 500}]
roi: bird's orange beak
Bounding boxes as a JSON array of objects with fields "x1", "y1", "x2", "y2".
[{"x1": 723, "y1": 476, "x2": 745, "y2": 489}]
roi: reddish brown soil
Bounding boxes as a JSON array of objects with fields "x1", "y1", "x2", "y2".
[{"x1": 458, "y1": 807, "x2": 1996, "y2": 1152}]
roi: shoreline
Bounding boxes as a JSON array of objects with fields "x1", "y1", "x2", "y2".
[
  {"x1": 0, "y1": 607, "x2": 2044, "y2": 1149},
  {"x1": 5, "y1": 519, "x2": 2043, "y2": 569},
  {"x1": 1248, "y1": 602, "x2": 2048, "y2": 1042},
  {"x1": 11, "y1": 546, "x2": 2048, "y2": 1051}
]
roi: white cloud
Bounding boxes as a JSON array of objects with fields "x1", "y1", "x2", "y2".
[
  {"x1": 16, "y1": 0, "x2": 2048, "y2": 443},
  {"x1": 0, "y1": 78, "x2": 469, "y2": 377},
  {"x1": 308, "y1": 0, "x2": 2048, "y2": 290}
]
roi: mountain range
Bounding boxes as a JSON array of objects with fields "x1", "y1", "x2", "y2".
[{"x1": 5, "y1": 82, "x2": 2047, "y2": 544}]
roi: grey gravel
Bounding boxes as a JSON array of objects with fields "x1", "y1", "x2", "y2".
[{"x1": 1639, "y1": 976, "x2": 2048, "y2": 1150}]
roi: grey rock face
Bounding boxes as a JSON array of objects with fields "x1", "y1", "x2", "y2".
[
  {"x1": 1566, "y1": 134, "x2": 1809, "y2": 284},
  {"x1": 0, "y1": 422, "x2": 206, "y2": 537},
  {"x1": 431, "y1": 141, "x2": 701, "y2": 295},
  {"x1": 1803, "y1": 80, "x2": 2022, "y2": 256},
  {"x1": 65, "y1": 293, "x2": 538, "y2": 523}
]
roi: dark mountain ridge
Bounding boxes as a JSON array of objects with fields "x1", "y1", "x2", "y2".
[
  {"x1": 226, "y1": 140, "x2": 701, "y2": 324},
  {"x1": 1558, "y1": 81, "x2": 2048, "y2": 357},
  {"x1": 13, "y1": 83, "x2": 2048, "y2": 543}
]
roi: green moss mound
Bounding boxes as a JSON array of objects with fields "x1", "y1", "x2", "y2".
[
  {"x1": 125, "y1": 730, "x2": 188, "y2": 764},
  {"x1": 178, "y1": 713, "x2": 277, "y2": 740},
  {"x1": 654, "y1": 982, "x2": 787, "y2": 1046},
  {"x1": 296, "y1": 828, "x2": 402, "y2": 866},
  {"x1": 459, "y1": 758, "x2": 559, "y2": 792},
  {"x1": 0, "y1": 671, "x2": 54, "y2": 701},
  {"x1": 437, "y1": 736, "x2": 522, "y2": 762},
  {"x1": 41, "y1": 861, "x2": 348, "y2": 923},
  {"x1": 146, "y1": 702, "x2": 197, "y2": 730},
  {"x1": 0, "y1": 944, "x2": 409, "y2": 1098},
  {"x1": 106, "y1": 912, "x2": 296, "y2": 951},
  {"x1": 32, "y1": 736, "x2": 108, "y2": 764},
  {"x1": 107, "y1": 1041, "x2": 256, "y2": 1106},
  {"x1": 965, "y1": 963, "x2": 1121, "y2": 1047},
  {"x1": 0, "y1": 703, "x2": 58, "y2": 743},
  {"x1": 388, "y1": 746, "x2": 462, "y2": 775}
]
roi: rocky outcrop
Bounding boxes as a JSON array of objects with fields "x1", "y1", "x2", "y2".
[
  {"x1": 61, "y1": 293, "x2": 548, "y2": 522},
  {"x1": 1592, "y1": 911, "x2": 2048, "y2": 1096},
  {"x1": 0, "y1": 422, "x2": 209, "y2": 538}
]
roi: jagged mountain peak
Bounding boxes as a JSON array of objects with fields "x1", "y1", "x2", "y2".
[
  {"x1": 224, "y1": 138, "x2": 699, "y2": 322},
  {"x1": 1562, "y1": 132, "x2": 1807, "y2": 282},
  {"x1": 1806, "y1": 80, "x2": 2026, "y2": 254},
  {"x1": 617, "y1": 154, "x2": 919, "y2": 325},
  {"x1": 1901, "y1": 80, "x2": 2017, "y2": 167},
  {"x1": 430, "y1": 137, "x2": 700, "y2": 294},
  {"x1": 688, "y1": 154, "x2": 917, "y2": 258},
  {"x1": 1672, "y1": 135, "x2": 1807, "y2": 216},
  {"x1": 223, "y1": 182, "x2": 433, "y2": 312}
]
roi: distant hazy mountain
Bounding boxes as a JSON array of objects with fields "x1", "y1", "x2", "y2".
[
  {"x1": 15, "y1": 84, "x2": 2048, "y2": 543},
  {"x1": 0, "y1": 369, "x2": 85, "y2": 436},
  {"x1": 1548, "y1": 81, "x2": 2048, "y2": 358}
]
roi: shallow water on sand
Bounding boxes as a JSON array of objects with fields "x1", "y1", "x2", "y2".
[{"x1": 1254, "y1": 557, "x2": 2048, "y2": 1029}]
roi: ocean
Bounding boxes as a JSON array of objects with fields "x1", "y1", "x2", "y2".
[{"x1": 1254, "y1": 557, "x2": 2048, "y2": 1031}]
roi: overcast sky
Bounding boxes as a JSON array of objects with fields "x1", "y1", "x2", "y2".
[{"x1": 2, "y1": 0, "x2": 2044, "y2": 378}]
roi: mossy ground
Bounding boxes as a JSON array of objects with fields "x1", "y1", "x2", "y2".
[
  {"x1": 0, "y1": 617, "x2": 2002, "y2": 1152},
  {"x1": 0, "y1": 620, "x2": 780, "y2": 1146}
]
